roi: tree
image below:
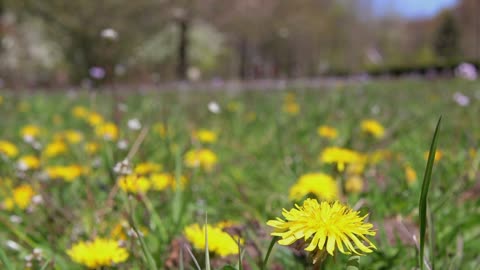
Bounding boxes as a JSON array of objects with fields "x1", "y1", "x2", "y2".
[{"x1": 434, "y1": 11, "x2": 460, "y2": 61}]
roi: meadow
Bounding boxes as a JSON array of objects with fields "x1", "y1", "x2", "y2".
[{"x1": 0, "y1": 79, "x2": 479, "y2": 269}]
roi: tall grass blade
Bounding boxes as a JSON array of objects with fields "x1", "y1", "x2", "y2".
[
  {"x1": 419, "y1": 116, "x2": 441, "y2": 270},
  {"x1": 184, "y1": 245, "x2": 201, "y2": 270},
  {"x1": 205, "y1": 213, "x2": 211, "y2": 270},
  {"x1": 0, "y1": 246, "x2": 13, "y2": 270},
  {"x1": 261, "y1": 236, "x2": 278, "y2": 270}
]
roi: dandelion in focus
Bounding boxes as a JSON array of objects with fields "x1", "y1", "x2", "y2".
[
  {"x1": 267, "y1": 198, "x2": 376, "y2": 264},
  {"x1": 289, "y1": 173, "x2": 338, "y2": 201},
  {"x1": 67, "y1": 238, "x2": 128, "y2": 268}
]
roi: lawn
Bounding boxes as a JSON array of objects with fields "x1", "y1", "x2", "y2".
[{"x1": 0, "y1": 79, "x2": 479, "y2": 269}]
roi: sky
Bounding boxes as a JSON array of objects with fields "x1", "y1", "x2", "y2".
[{"x1": 373, "y1": 0, "x2": 458, "y2": 18}]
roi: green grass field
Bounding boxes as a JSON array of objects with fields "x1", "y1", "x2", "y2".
[{"x1": 0, "y1": 79, "x2": 479, "y2": 269}]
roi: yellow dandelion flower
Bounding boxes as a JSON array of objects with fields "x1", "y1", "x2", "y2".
[
  {"x1": 17, "y1": 155, "x2": 40, "y2": 170},
  {"x1": 320, "y1": 147, "x2": 362, "y2": 172},
  {"x1": 134, "y1": 162, "x2": 162, "y2": 175},
  {"x1": 0, "y1": 140, "x2": 19, "y2": 158},
  {"x1": 85, "y1": 142, "x2": 99, "y2": 155},
  {"x1": 96, "y1": 122, "x2": 119, "y2": 141},
  {"x1": 46, "y1": 165, "x2": 84, "y2": 182},
  {"x1": 193, "y1": 129, "x2": 218, "y2": 143},
  {"x1": 2, "y1": 184, "x2": 35, "y2": 210},
  {"x1": 404, "y1": 165, "x2": 417, "y2": 185},
  {"x1": 317, "y1": 125, "x2": 338, "y2": 140},
  {"x1": 345, "y1": 176, "x2": 364, "y2": 194},
  {"x1": 267, "y1": 199, "x2": 376, "y2": 264},
  {"x1": 87, "y1": 112, "x2": 104, "y2": 126},
  {"x1": 424, "y1": 149, "x2": 443, "y2": 162},
  {"x1": 283, "y1": 101, "x2": 300, "y2": 115},
  {"x1": 67, "y1": 238, "x2": 129, "y2": 268},
  {"x1": 184, "y1": 149, "x2": 218, "y2": 171},
  {"x1": 44, "y1": 140, "x2": 68, "y2": 158},
  {"x1": 150, "y1": 173, "x2": 187, "y2": 191},
  {"x1": 184, "y1": 223, "x2": 242, "y2": 257},
  {"x1": 361, "y1": 119, "x2": 385, "y2": 139},
  {"x1": 153, "y1": 123, "x2": 167, "y2": 138},
  {"x1": 21, "y1": 125, "x2": 41, "y2": 140},
  {"x1": 63, "y1": 130, "x2": 84, "y2": 144},
  {"x1": 72, "y1": 106, "x2": 89, "y2": 119},
  {"x1": 118, "y1": 174, "x2": 151, "y2": 194},
  {"x1": 289, "y1": 173, "x2": 338, "y2": 201}
]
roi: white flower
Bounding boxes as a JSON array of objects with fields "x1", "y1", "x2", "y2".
[
  {"x1": 100, "y1": 28, "x2": 118, "y2": 40},
  {"x1": 113, "y1": 159, "x2": 131, "y2": 175},
  {"x1": 453, "y1": 92, "x2": 470, "y2": 107},
  {"x1": 127, "y1": 118, "x2": 141, "y2": 130},
  {"x1": 117, "y1": 139, "x2": 129, "y2": 150},
  {"x1": 455, "y1": 62, "x2": 477, "y2": 81},
  {"x1": 6, "y1": 240, "x2": 21, "y2": 251},
  {"x1": 9, "y1": 215, "x2": 22, "y2": 224},
  {"x1": 208, "y1": 101, "x2": 221, "y2": 114},
  {"x1": 32, "y1": 195, "x2": 43, "y2": 205}
]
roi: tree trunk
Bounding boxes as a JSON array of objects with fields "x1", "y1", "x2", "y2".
[{"x1": 176, "y1": 18, "x2": 189, "y2": 81}]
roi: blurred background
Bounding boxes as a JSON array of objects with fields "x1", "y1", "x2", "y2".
[{"x1": 0, "y1": 0, "x2": 478, "y2": 88}]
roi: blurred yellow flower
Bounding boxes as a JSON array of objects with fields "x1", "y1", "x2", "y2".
[
  {"x1": 267, "y1": 199, "x2": 376, "y2": 264},
  {"x1": 289, "y1": 173, "x2": 338, "y2": 201},
  {"x1": 2, "y1": 184, "x2": 35, "y2": 210},
  {"x1": 44, "y1": 140, "x2": 68, "y2": 158},
  {"x1": 283, "y1": 101, "x2": 300, "y2": 115},
  {"x1": 21, "y1": 125, "x2": 41, "y2": 140},
  {"x1": 193, "y1": 129, "x2": 218, "y2": 143},
  {"x1": 95, "y1": 122, "x2": 119, "y2": 141},
  {"x1": 46, "y1": 165, "x2": 84, "y2": 182},
  {"x1": 17, "y1": 155, "x2": 40, "y2": 170},
  {"x1": 118, "y1": 174, "x2": 151, "y2": 194},
  {"x1": 134, "y1": 162, "x2": 162, "y2": 175},
  {"x1": 85, "y1": 142, "x2": 99, "y2": 155},
  {"x1": 404, "y1": 164, "x2": 417, "y2": 185},
  {"x1": 184, "y1": 223, "x2": 242, "y2": 257},
  {"x1": 0, "y1": 140, "x2": 19, "y2": 158},
  {"x1": 87, "y1": 112, "x2": 104, "y2": 126},
  {"x1": 63, "y1": 130, "x2": 84, "y2": 144},
  {"x1": 424, "y1": 149, "x2": 443, "y2": 162},
  {"x1": 361, "y1": 119, "x2": 385, "y2": 139},
  {"x1": 150, "y1": 173, "x2": 187, "y2": 191},
  {"x1": 317, "y1": 125, "x2": 338, "y2": 139},
  {"x1": 72, "y1": 106, "x2": 89, "y2": 119},
  {"x1": 153, "y1": 123, "x2": 167, "y2": 138},
  {"x1": 67, "y1": 238, "x2": 129, "y2": 268},
  {"x1": 184, "y1": 149, "x2": 218, "y2": 171},
  {"x1": 320, "y1": 147, "x2": 362, "y2": 172},
  {"x1": 368, "y1": 150, "x2": 391, "y2": 164},
  {"x1": 345, "y1": 175, "x2": 364, "y2": 194}
]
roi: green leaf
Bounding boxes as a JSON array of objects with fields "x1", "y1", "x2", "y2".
[
  {"x1": 261, "y1": 236, "x2": 278, "y2": 270},
  {"x1": 419, "y1": 116, "x2": 441, "y2": 270},
  {"x1": 221, "y1": 266, "x2": 237, "y2": 270},
  {"x1": 346, "y1": 255, "x2": 360, "y2": 270},
  {"x1": 0, "y1": 246, "x2": 13, "y2": 270}
]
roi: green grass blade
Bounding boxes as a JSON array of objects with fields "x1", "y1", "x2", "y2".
[
  {"x1": 0, "y1": 246, "x2": 13, "y2": 270},
  {"x1": 419, "y1": 116, "x2": 441, "y2": 270},
  {"x1": 39, "y1": 259, "x2": 52, "y2": 270},
  {"x1": 261, "y1": 236, "x2": 278, "y2": 270},
  {"x1": 205, "y1": 213, "x2": 211, "y2": 270}
]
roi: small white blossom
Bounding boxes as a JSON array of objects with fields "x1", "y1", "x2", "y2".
[
  {"x1": 127, "y1": 118, "x2": 142, "y2": 130},
  {"x1": 100, "y1": 28, "x2": 118, "y2": 40},
  {"x1": 208, "y1": 101, "x2": 221, "y2": 114},
  {"x1": 117, "y1": 139, "x2": 129, "y2": 150},
  {"x1": 6, "y1": 240, "x2": 21, "y2": 251},
  {"x1": 453, "y1": 92, "x2": 470, "y2": 107},
  {"x1": 114, "y1": 159, "x2": 132, "y2": 175}
]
